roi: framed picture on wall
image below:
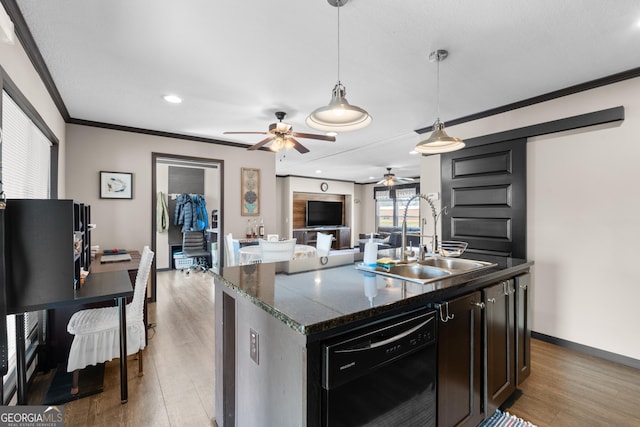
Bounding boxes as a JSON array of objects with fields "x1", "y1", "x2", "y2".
[
  {"x1": 100, "y1": 171, "x2": 133, "y2": 199},
  {"x1": 241, "y1": 167, "x2": 260, "y2": 215}
]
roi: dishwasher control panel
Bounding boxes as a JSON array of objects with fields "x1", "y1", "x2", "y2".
[{"x1": 322, "y1": 308, "x2": 436, "y2": 390}]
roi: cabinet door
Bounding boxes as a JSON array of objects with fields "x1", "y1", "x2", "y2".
[
  {"x1": 293, "y1": 230, "x2": 306, "y2": 245},
  {"x1": 515, "y1": 274, "x2": 531, "y2": 385},
  {"x1": 437, "y1": 291, "x2": 484, "y2": 427},
  {"x1": 337, "y1": 228, "x2": 351, "y2": 249},
  {"x1": 484, "y1": 280, "x2": 516, "y2": 415}
]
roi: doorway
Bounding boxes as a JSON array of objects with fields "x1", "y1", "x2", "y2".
[{"x1": 151, "y1": 153, "x2": 223, "y2": 301}]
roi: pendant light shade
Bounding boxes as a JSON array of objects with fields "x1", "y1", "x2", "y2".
[
  {"x1": 415, "y1": 119, "x2": 465, "y2": 154},
  {"x1": 306, "y1": 0, "x2": 371, "y2": 132},
  {"x1": 415, "y1": 49, "x2": 465, "y2": 154},
  {"x1": 306, "y1": 82, "x2": 372, "y2": 131}
]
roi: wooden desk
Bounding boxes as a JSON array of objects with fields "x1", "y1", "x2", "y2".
[
  {"x1": 93, "y1": 251, "x2": 141, "y2": 275},
  {"x1": 13, "y1": 270, "x2": 134, "y2": 404}
]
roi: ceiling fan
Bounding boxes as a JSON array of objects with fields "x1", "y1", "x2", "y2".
[
  {"x1": 376, "y1": 167, "x2": 415, "y2": 186},
  {"x1": 224, "y1": 111, "x2": 336, "y2": 154}
]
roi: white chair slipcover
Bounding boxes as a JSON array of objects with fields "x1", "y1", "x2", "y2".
[
  {"x1": 316, "y1": 232, "x2": 333, "y2": 257},
  {"x1": 224, "y1": 233, "x2": 239, "y2": 266},
  {"x1": 258, "y1": 238, "x2": 297, "y2": 262},
  {"x1": 67, "y1": 246, "x2": 154, "y2": 372}
]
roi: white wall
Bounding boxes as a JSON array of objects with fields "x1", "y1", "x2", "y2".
[
  {"x1": 65, "y1": 124, "x2": 276, "y2": 253},
  {"x1": 425, "y1": 77, "x2": 640, "y2": 361}
]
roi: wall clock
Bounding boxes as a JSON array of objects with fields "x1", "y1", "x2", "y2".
[{"x1": 320, "y1": 182, "x2": 328, "y2": 192}]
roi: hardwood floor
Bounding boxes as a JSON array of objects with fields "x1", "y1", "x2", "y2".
[
  {"x1": 28, "y1": 270, "x2": 640, "y2": 426},
  {"x1": 29, "y1": 270, "x2": 216, "y2": 426},
  {"x1": 506, "y1": 339, "x2": 640, "y2": 426}
]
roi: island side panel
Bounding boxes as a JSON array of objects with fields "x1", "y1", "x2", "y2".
[{"x1": 215, "y1": 279, "x2": 308, "y2": 427}]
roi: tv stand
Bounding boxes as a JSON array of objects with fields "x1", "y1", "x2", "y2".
[{"x1": 292, "y1": 227, "x2": 351, "y2": 250}]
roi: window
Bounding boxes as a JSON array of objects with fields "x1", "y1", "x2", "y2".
[
  {"x1": 374, "y1": 185, "x2": 420, "y2": 232},
  {"x1": 1, "y1": 88, "x2": 53, "y2": 404}
]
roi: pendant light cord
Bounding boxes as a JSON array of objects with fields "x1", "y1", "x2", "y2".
[
  {"x1": 436, "y1": 53, "x2": 440, "y2": 122},
  {"x1": 336, "y1": 1, "x2": 341, "y2": 85}
]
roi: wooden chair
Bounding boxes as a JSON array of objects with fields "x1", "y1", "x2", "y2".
[{"x1": 66, "y1": 246, "x2": 154, "y2": 395}]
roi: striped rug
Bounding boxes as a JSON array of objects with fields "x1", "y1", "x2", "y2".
[{"x1": 480, "y1": 409, "x2": 537, "y2": 427}]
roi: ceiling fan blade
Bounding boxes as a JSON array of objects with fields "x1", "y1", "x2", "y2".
[
  {"x1": 247, "y1": 136, "x2": 275, "y2": 151},
  {"x1": 397, "y1": 177, "x2": 415, "y2": 183},
  {"x1": 224, "y1": 131, "x2": 269, "y2": 135},
  {"x1": 289, "y1": 137, "x2": 310, "y2": 154},
  {"x1": 291, "y1": 132, "x2": 336, "y2": 142}
]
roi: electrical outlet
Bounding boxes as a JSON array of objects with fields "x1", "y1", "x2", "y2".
[
  {"x1": 250, "y1": 329, "x2": 259, "y2": 365},
  {"x1": 427, "y1": 192, "x2": 439, "y2": 201}
]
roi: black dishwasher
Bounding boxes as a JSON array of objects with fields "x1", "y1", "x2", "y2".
[{"x1": 322, "y1": 307, "x2": 437, "y2": 426}]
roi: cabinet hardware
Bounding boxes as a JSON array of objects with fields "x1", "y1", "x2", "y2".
[
  {"x1": 503, "y1": 280, "x2": 515, "y2": 295},
  {"x1": 471, "y1": 301, "x2": 485, "y2": 309},
  {"x1": 435, "y1": 302, "x2": 455, "y2": 322},
  {"x1": 487, "y1": 298, "x2": 496, "y2": 304},
  {"x1": 519, "y1": 283, "x2": 528, "y2": 290}
]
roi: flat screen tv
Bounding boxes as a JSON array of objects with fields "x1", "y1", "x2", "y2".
[{"x1": 306, "y1": 200, "x2": 343, "y2": 227}]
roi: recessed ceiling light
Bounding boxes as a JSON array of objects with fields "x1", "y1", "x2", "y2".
[
  {"x1": 409, "y1": 150, "x2": 419, "y2": 155},
  {"x1": 315, "y1": 170, "x2": 322, "y2": 174},
  {"x1": 163, "y1": 94, "x2": 182, "y2": 104},
  {"x1": 368, "y1": 176, "x2": 375, "y2": 180},
  {"x1": 326, "y1": 131, "x2": 338, "y2": 137}
]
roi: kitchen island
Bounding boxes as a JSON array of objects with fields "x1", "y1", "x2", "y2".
[{"x1": 213, "y1": 250, "x2": 533, "y2": 427}]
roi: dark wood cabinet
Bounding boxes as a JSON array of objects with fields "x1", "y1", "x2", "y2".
[
  {"x1": 5, "y1": 199, "x2": 90, "y2": 313},
  {"x1": 292, "y1": 227, "x2": 351, "y2": 250},
  {"x1": 436, "y1": 291, "x2": 484, "y2": 427},
  {"x1": 515, "y1": 273, "x2": 531, "y2": 385},
  {"x1": 483, "y1": 279, "x2": 516, "y2": 415}
]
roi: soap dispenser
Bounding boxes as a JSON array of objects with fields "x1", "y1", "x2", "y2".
[{"x1": 363, "y1": 233, "x2": 378, "y2": 267}]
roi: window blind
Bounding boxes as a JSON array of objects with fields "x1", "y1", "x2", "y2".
[{"x1": 1, "y1": 89, "x2": 51, "y2": 401}]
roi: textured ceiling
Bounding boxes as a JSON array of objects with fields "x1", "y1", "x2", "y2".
[{"x1": 13, "y1": 0, "x2": 640, "y2": 183}]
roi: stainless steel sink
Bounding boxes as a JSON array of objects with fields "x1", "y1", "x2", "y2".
[
  {"x1": 383, "y1": 264, "x2": 453, "y2": 281},
  {"x1": 417, "y1": 257, "x2": 493, "y2": 271},
  {"x1": 356, "y1": 256, "x2": 497, "y2": 285}
]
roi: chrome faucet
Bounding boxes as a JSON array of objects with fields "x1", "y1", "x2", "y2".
[{"x1": 400, "y1": 193, "x2": 448, "y2": 263}]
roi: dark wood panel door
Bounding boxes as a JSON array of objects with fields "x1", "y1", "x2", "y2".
[
  {"x1": 484, "y1": 280, "x2": 516, "y2": 414},
  {"x1": 441, "y1": 139, "x2": 526, "y2": 258},
  {"x1": 437, "y1": 291, "x2": 484, "y2": 427}
]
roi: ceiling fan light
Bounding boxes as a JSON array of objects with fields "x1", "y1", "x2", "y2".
[
  {"x1": 414, "y1": 121, "x2": 466, "y2": 154},
  {"x1": 306, "y1": 83, "x2": 372, "y2": 132},
  {"x1": 270, "y1": 136, "x2": 285, "y2": 152}
]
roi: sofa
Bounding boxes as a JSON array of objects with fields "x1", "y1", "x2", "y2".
[{"x1": 358, "y1": 228, "x2": 420, "y2": 252}]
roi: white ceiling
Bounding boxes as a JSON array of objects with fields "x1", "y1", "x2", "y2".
[{"x1": 13, "y1": 0, "x2": 640, "y2": 183}]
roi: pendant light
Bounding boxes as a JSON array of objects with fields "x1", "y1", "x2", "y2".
[
  {"x1": 306, "y1": 0, "x2": 372, "y2": 132},
  {"x1": 415, "y1": 49, "x2": 465, "y2": 154}
]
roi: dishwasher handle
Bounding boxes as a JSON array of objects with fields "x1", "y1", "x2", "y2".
[{"x1": 335, "y1": 316, "x2": 434, "y2": 354}]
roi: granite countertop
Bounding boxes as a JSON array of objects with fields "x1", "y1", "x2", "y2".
[{"x1": 214, "y1": 249, "x2": 533, "y2": 337}]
